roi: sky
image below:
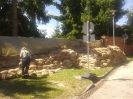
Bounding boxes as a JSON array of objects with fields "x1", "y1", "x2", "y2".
[
  {"x1": 37, "y1": 0, "x2": 60, "y2": 38},
  {"x1": 116, "y1": 0, "x2": 132, "y2": 25},
  {"x1": 37, "y1": 0, "x2": 132, "y2": 38}
]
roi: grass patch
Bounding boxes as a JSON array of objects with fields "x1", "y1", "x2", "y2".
[
  {"x1": 126, "y1": 56, "x2": 133, "y2": 61},
  {"x1": 0, "y1": 67, "x2": 113, "y2": 99}
]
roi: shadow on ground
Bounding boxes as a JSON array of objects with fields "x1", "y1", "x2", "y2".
[{"x1": 0, "y1": 76, "x2": 61, "y2": 99}]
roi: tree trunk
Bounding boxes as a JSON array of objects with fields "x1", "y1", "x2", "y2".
[{"x1": 12, "y1": 0, "x2": 18, "y2": 36}]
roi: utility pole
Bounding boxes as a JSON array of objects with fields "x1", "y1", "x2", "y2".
[{"x1": 110, "y1": 10, "x2": 117, "y2": 46}]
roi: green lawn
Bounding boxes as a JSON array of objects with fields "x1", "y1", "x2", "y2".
[
  {"x1": 0, "y1": 67, "x2": 113, "y2": 99},
  {"x1": 126, "y1": 56, "x2": 133, "y2": 61}
]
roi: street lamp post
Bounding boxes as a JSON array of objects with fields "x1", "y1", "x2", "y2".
[{"x1": 110, "y1": 10, "x2": 117, "y2": 46}]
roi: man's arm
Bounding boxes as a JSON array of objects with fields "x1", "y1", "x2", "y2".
[{"x1": 20, "y1": 50, "x2": 23, "y2": 58}]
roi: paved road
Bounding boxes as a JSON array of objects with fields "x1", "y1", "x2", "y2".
[{"x1": 85, "y1": 61, "x2": 133, "y2": 99}]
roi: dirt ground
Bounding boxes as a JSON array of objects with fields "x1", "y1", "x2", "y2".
[{"x1": 80, "y1": 61, "x2": 133, "y2": 99}]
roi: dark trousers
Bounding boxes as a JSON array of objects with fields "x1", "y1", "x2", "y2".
[{"x1": 22, "y1": 59, "x2": 30, "y2": 75}]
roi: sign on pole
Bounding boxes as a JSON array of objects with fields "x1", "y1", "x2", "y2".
[
  {"x1": 122, "y1": 33, "x2": 128, "y2": 40},
  {"x1": 83, "y1": 22, "x2": 87, "y2": 35},
  {"x1": 82, "y1": 21, "x2": 95, "y2": 69},
  {"x1": 83, "y1": 21, "x2": 94, "y2": 35},
  {"x1": 83, "y1": 21, "x2": 94, "y2": 42},
  {"x1": 83, "y1": 34, "x2": 95, "y2": 42}
]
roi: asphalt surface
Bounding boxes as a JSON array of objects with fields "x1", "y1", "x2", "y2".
[{"x1": 80, "y1": 61, "x2": 133, "y2": 99}]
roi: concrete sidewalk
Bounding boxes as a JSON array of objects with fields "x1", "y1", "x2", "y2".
[{"x1": 81, "y1": 61, "x2": 133, "y2": 99}]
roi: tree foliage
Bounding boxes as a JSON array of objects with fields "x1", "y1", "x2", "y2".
[
  {"x1": 38, "y1": 29, "x2": 47, "y2": 38},
  {"x1": 53, "y1": 0, "x2": 84, "y2": 39},
  {"x1": 0, "y1": 0, "x2": 52, "y2": 37},
  {"x1": 123, "y1": 3, "x2": 133, "y2": 45},
  {"x1": 52, "y1": 22, "x2": 62, "y2": 38},
  {"x1": 54, "y1": 0, "x2": 125, "y2": 39},
  {"x1": 127, "y1": 8, "x2": 133, "y2": 26}
]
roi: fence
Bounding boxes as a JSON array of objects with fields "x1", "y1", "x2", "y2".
[{"x1": 101, "y1": 36, "x2": 133, "y2": 55}]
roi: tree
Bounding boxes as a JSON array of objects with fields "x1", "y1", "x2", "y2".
[
  {"x1": 38, "y1": 29, "x2": 47, "y2": 38},
  {"x1": 54, "y1": 0, "x2": 83, "y2": 39},
  {"x1": 54, "y1": 0, "x2": 125, "y2": 39},
  {"x1": 12, "y1": 0, "x2": 18, "y2": 36},
  {"x1": 82, "y1": 0, "x2": 125, "y2": 38},
  {"x1": 123, "y1": 4, "x2": 133, "y2": 45},
  {"x1": 127, "y1": 9, "x2": 133, "y2": 26},
  {"x1": 0, "y1": 0, "x2": 52, "y2": 37},
  {"x1": 52, "y1": 22, "x2": 62, "y2": 38}
]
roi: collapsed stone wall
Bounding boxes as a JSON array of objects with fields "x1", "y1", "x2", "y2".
[
  {"x1": 0, "y1": 45, "x2": 126, "y2": 80},
  {"x1": 89, "y1": 45, "x2": 126, "y2": 68}
]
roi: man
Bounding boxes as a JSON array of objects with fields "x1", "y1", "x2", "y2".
[{"x1": 20, "y1": 47, "x2": 31, "y2": 77}]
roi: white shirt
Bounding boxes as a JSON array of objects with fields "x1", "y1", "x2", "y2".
[{"x1": 20, "y1": 49, "x2": 30, "y2": 58}]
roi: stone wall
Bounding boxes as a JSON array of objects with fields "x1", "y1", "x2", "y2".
[
  {"x1": 89, "y1": 45, "x2": 126, "y2": 68},
  {"x1": 0, "y1": 45, "x2": 126, "y2": 80}
]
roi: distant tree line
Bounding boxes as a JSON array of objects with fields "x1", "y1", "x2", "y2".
[
  {"x1": 52, "y1": 0, "x2": 126, "y2": 39},
  {"x1": 1, "y1": 0, "x2": 133, "y2": 43}
]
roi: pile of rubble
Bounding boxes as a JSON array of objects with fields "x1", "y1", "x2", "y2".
[
  {"x1": 89, "y1": 45, "x2": 126, "y2": 68},
  {"x1": 0, "y1": 45, "x2": 126, "y2": 80}
]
